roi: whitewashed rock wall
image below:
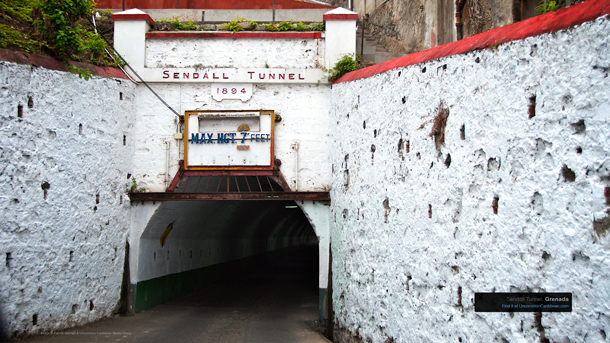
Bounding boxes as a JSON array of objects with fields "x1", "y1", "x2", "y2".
[
  {"x1": 0, "y1": 62, "x2": 136, "y2": 338},
  {"x1": 329, "y1": 17, "x2": 610, "y2": 343}
]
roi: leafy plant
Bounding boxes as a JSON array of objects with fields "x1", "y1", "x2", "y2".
[
  {"x1": 158, "y1": 16, "x2": 197, "y2": 30},
  {"x1": 276, "y1": 21, "x2": 295, "y2": 31},
  {"x1": 264, "y1": 20, "x2": 296, "y2": 31},
  {"x1": 107, "y1": 51, "x2": 126, "y2": 68},
  {"x1": 226, "y1": 17, "x2": 245, "y2": 32},
  {"x1": 178, "y1": 20, "x2": 197, "y2": 30},
  {"x1": 0, "y1": 24, "x2": 40, "y2": 53},
  {"x1": 1, "y1": 0, "x2": 120, "y2": 77},
  {"x1": 536, "y1": 0, "x2": 558, "y2": 14},
  {"x1": 130, "y1": 177, "x2": 145, "y2": 193},
  {"x1": 0, "y1": 0, "x2": 42, "y2": 53},
  {"x1": 328, "y1": 54, "x2": 361, "y2": 82},
  {"x1": 264, "y1": 20, "x2": 324, "y2": 32},
  {"x1": 310, "y1": 21, "x2": 325, "y2": 31},
  {"x1": 83, "y1": 31, "x2": 106, "y2": 65},
  {"x1": 263, "y1": 22, "x2": 277, "y2": 31},
  {"x1": 68, "y1": 64, "x2": 92, "y2": 80},
  {"x1": 173, "y1": 19, "x2": 196, "y2": 31},
  {"x1": 35, "y1": 0, "x2": 95, "y2": 59},
  {"x1": 0, "y1": 0, "x2": 32, "y2": 20},
  {"x1": 225, "y1": 17, "x2": 257, "y2": 33},
  {"x1": 294, "y1": 21, "x2": 309, "y2": 31}
]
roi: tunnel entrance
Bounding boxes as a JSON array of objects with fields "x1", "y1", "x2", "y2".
[
  {"x1": 128, "y1": 116, "x2": 332, "y2": 328},
  {"x1": 133, "y1": 199, "x2": 321, "y2": 316},
  {"x1": 155, "y1": 245, "x2": 321, "y2": 342}
]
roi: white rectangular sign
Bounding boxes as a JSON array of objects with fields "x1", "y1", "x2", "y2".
[
  {"x1": 185, "y1": 110, "x2": 274, "y2": 169},
  {"x1": 138, "y1": 67, "x2": 328, "y2": 84}
]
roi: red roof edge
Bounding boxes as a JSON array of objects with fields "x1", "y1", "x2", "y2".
[
  {"x1": 111, "y1": 13, "x2": 156, "y2": 27},
  {"x1": 0, "y1": 48, "x2": 130, "y2": 80},
  {"x1": 335, "y1": 0, "x2": 610, "y2": 83},
  {"x1": 323, "y1": 14, "x2": 358, "y2": 20},
  {"x1": 146, "y1": 31, "x2": 323, "y2": 39},
  {"x1": 96, "y1": 0, "x2": 335, "y2": 10}
]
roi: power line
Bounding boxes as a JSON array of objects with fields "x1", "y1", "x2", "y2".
[{"x1": 87, "y1": 16, "x2": 182, "y2": 118}]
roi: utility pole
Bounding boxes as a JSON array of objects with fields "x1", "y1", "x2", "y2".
[
  {"x1": 360, "y1": 16, "x2": 365, "y2": 57},
  {"x1": 273, "y1": 0, "x2": 276, "y2": 23},
  {"x1": 361, "y1": 0, "x2": 366, "y2": 58}
]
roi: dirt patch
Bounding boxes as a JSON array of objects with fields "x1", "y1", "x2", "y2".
[
  {"x1": 594, "y1": 215, "x2": 610, "y2": 237},
  {"x1": 429, "y1": 106, "x2": 449, "y2": 150},
  {"x1": 333, "y1": 325, "x2": 364, "y2": 343}
]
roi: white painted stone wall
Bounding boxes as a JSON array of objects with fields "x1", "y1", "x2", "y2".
[
  {"x1": 329, "y1": 17, "x2": 610, "y2": 343},
  {"x1": 131, "y1": 83, "x2": 331, "y2": 193},
  {"x1": 145, "y1": 37, "x2": 325, "y2": 70},
  {"x1": 0, "y1": 62, "x2": 136, "y2": 338},
  {"x1": 131, "y1": 36, "x2": 331, "y2": 193}
]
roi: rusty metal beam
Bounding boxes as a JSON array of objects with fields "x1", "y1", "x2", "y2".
[
  {"x1": 166, "y1": 160, "x2": 185, "y2": 192},
  {"x1": 271, "y1": 169, "x2": 291, "y2": 191},
  {"x1": 165, "y1": 160, "x2": 298, "y2": 196},
  {"x1": 129, "y1": 191, "x2": 330, "y2": 202},
  {"x1": 182, "y1": 170, "x2": 276, "y2": 177}
]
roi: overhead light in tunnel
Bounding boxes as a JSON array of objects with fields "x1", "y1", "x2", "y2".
[{"x1": 285, "y1": 205, "x2": 299, "y2": 208}]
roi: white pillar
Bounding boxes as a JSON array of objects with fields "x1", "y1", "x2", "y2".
[
  {"x1": 124, "y1": 202, "x2": 160, "y2": 314},
  {"x1": 298, "y1": 201, "x2": 331, "y2": 322},
  {"x1": 112, "y1": 9, "x2": 155, "y2": 77},
  {"x1": 299, "y1": 201, "x2": 331, "y2": 289},
  {"x1": 324, "y1": 7, "x2": 358, "y2": 69}
]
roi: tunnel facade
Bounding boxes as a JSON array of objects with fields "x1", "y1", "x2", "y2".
[{"x1": 114, "y1": 9, "x2": 355, "y2": 322}]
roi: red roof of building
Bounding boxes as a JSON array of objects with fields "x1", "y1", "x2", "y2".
[{"x1": 96, "y1": 0, "x2": 334, "y2": 10}]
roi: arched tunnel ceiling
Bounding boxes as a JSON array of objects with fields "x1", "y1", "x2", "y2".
[{"x1": 140, "y1": 200, "x2": 316, "y2": 241}]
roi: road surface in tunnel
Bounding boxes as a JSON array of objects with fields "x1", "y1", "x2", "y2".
[{"x1": 22, "y1": 247, "x2": 330, "y2": 343}]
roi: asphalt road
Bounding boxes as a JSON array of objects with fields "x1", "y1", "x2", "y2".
[{"x1": 20, "y1": 247, "x2": 330, "y2": 343}]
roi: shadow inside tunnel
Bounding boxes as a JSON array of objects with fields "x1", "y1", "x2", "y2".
[{"x1": 164, "y1": 246, "x2": 320, "y2": 309}]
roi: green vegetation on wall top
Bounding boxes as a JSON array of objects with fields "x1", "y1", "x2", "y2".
[
  {"x1": 328, "y1": 54, "x2": 361, "y2": 82},
  {"x1": 536, "y1": 0, "x2": 559, "y2": 14},
  {"x1": 157, "y1": 16, "x2": 198, "y2": 31},
  {"x1": 263, "y1": 20, "x2": 324, "y2": 32},
  {"x1": 225, "y1": 17, "x2": 258, "y2": 33},
  {"x1": 156, "y1": 16, "x2": 324, "y2": 33},
  {"x1": 0, "y1": 0, "x2": 121, "y2": 69}
]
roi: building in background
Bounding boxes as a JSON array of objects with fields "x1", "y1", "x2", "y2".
[
  {"x1": 348, "y1": 0, "x2": 585, "y2": 56},
  {"x1": 95, "y1": 0, "x2": 335, "y2": 22}
]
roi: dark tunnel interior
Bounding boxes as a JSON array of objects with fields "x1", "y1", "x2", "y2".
[{"x1": 133, "y1": 200, "x2": 320, "y2": 313}]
